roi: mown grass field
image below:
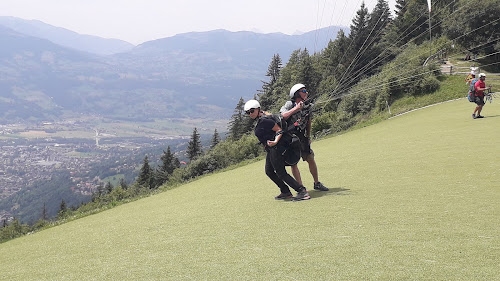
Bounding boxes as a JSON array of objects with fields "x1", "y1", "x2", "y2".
[{"x1": 1, "y1": 98, "x2": 499, "y2": 280}]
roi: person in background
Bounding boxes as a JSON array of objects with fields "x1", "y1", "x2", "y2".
[
  {"x1": 280, "y1": 84, "x2": 329, "y2": 192},
  {"x1": 245, "y1": 99, "x2": 310, "y2": 201},
  {"x1": 472, "y1": 73, "x2": 492, "y2": 119},
  {"x1": 470, "y1": 65, "x2": 479, "y2": 76}
]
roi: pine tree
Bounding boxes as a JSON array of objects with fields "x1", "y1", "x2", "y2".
[
  {"x1": 369, "y1": 0, "x2": 392, "y2": 44},
  {"x1": 321, "y1": 29, "x2": 350, "y2": 80},
  {"x1": 258, "y1": 54, "x2": 282, "y2": 110},
  {"x1": 227, "y1": 98, "x2": 245, "y2": 140},
  {"x1": 361, "y1": 0, "x2": 392, "y2": 75},
  {"x1": 350, "y1": 2, "x2": 370, "y2": 51},
  {"x1": 298, "y1": 48, "x2": 319, "y2": 95},
  {"x1": 393, "y1": 0, "x2": 429, "y2": 46},
  {"x1": 394, "y1": 0, "x2": 408, "y2": 19},
  {"x1": 119, "y1": 178, "x2": 128, "y2": 190},
  {"x1": 187, "y1": 128, "x2": 203, "y2": 161},
  {"x1": 138, "y1": 155, "x2": 153, "y2": 188},
  {"x1": 2, "y1": 219, "x2": 7, "y2": 228},
  {"x1": 157, "y1": 146, "x2": 180, "y2": 185},
  {"x1": 105, "y1": 181, "x2": 114, "y2": 194},
  {"x1": 58, "y1": 199, "x2": 67, "y2": 218},
  {"x1": 96, "y1": 182, "x2": 105, "y2": 198},
  {"x1": 160, "y1": 146, "x2": 180, "y2": 175},
  {"x1": 266, "y1": 54, "x2": 282, "y2": 85},
  {"x1": 210, "y1": 129, "x2": 221, "y2": 149},
  {"x1": 41, "y1": 203, "x2": 48, "y2": 221}
]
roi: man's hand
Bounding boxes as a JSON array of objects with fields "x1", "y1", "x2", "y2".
[
  {"x1": 294, "y1": 101, "x2": 304, "y2": 111},
  {"x1": 267, "y1": 140, "x2": 278, "y2": 147}
]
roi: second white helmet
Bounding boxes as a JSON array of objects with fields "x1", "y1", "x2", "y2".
[
  {"x1": 244, "y1": 99, "x2": 260, "y2": 111},
  {"x1": 289, "y1": 83, "x2": 306, "y2": 99}
]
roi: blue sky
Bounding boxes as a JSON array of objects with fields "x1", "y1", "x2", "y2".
[{"x1": 1, "y1": 0, "x2": 397, "y2": 45}]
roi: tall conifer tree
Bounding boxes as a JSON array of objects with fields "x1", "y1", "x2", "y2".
[
  {"x1": 227, "y1": 98, "x2": 245, "y2": 140},
  {"x1": 187, "y1": 128, "x2": 202, "y2": 161},
  {"x1": 210, "y1": 129, "x2": 221, "y2": 149},
  {"x1": 138, "y1": 155, "x2": 153, "y2": 188}
]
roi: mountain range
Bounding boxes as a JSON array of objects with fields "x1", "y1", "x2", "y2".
[{"x1": 0, "y1": 16, "x2": 348, "y2": 124}]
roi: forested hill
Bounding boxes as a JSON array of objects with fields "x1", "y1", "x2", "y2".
[{"x1": 0, "y1": 17, "x2": 345, "y2": 123}]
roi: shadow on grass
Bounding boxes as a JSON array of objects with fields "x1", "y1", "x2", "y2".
[
  {"x1": 309, "y1": 187, "x2": 351, "y2": 199},
  {"x1": 275, "y1": 187, "x2": 351, "y2": 202}
]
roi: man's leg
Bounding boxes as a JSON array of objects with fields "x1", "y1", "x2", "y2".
[
  {"x1": 305, "y1": 153, "x2": 329, "y2": 191},
  {"x1": 477, "y1": 105, "x2": 484, "y2": 116},
  {"x1": 473, "y1": 105, "x2": 480, "y2": 115},
  {"x1": 291, "y1": 164, "x2": 303, "y2": 186},
  {"x1": 265, "y1": 152, "x2": 291, "y2": 195},
  {"x1": 305, "y1": 154, "x2": 319, "y2": 183}
]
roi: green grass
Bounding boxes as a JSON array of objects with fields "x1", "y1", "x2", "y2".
[{"x1": 1, "y1": 99, "x2": 500, "y2": 280}]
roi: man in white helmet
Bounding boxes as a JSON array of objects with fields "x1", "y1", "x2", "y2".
[
  {"x1": 280, "y1": 84, "x2": 329, "y2": 192},
  {"x1": 245, "y1": 99, "x2": 310, "y2": 201},
  {"x1": 472, "y1": 73, "x2": 492, "y2": 119}
]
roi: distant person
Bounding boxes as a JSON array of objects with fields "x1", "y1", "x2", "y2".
[
  {"x1": 470, "y1": 65, "x2": 479, "y2": 76},
  {"x1": 472, "y1": 73, "x2": 492, "y2": 119},
  {"x1": 280, "y1": 84, "x2": 329, "y2": 192},
  {"x1": 244, "y1": 99, "x2": 310, "y2": 201}
]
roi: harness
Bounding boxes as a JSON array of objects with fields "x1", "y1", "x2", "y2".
[
  {"x1": 259, "y1": 113, "x2": 301, "y2": 166},
  {"x1": 286, "y1": 100, "x2": 314, "y2": 136}
]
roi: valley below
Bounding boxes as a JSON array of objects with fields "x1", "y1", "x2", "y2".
[{"x1": 0, "y1": 116, "x2": 228, "y2": 223}]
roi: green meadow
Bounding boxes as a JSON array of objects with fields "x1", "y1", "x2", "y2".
[{"x1": 1, "y1": 99, "x2": 499, "y2": 280}]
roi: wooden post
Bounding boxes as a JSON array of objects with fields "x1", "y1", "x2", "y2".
[{"x1": 449, "y1": 65, "x2": 453, "y2": 75}]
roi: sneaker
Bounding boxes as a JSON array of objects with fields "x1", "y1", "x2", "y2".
[
  {"x1": 275, "y1": 193, "x2": 293, "y2": 200},
  {"x1": 476, "y1": 115, "x2": 484, "y2": 118},
  {"x1": 293, "y1": 189, "x2": 311, "y2": 201},
  {"x1": 472, "y1": 114, "x2": 476, "y2": 119},
  {"x1": 314, "y1": 182, "x2": 329, "y2": 191}
]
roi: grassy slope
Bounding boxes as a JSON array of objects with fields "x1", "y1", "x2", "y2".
[{"x1": 1, "y1": 98, "x2": 500, "y2": 280}]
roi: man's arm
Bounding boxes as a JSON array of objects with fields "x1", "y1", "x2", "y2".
[
  {"x1": 280, "y1": 101, "x2": 303, "y2": 120},
  {"x1": 475, "y1": 83, "x2": 491, "y2": 92}
]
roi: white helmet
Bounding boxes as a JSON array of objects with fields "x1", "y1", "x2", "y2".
[
  {"x1": 289, "y1": 83, "x2": 306, "y2": 99},
  {"x1": 244, "y1": 99, "x2": 260, "y2": 111},
  {"x1": 478, "y1": 73, "x2": 486, "y2": 78}
]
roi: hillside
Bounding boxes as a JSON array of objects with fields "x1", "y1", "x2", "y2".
[{"x1": 1, "y1": 99, "x2": 499, "y2": 280}]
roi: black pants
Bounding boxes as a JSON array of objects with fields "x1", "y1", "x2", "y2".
[{"x1": 265, "y1": 146, "x2": 303, "y2": 194}]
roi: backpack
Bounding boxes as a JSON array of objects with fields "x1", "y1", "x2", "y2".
[
  {"x1": 467, "y1": 78, "x2": 478, "y2": 102},
  {"x1": 261, "y1": 113, "x2": 301, "y2": 166}
]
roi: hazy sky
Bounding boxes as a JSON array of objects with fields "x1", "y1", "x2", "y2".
[{"x1": 1, "y1": 0, "x2": 397, "y2": 45}]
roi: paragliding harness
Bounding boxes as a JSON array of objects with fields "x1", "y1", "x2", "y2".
[
  {"x1": 289, "y1": 100, "x2": 314, "y2": 134},
  {"x1": 485, "y1": 88, "x2": 497, "y2": 104},
  {"x1": 260, "y1": 113, "x2": 302, "y2": 166},
  {"x1": 467, "y1": 78, "x2": 479, "y2": 102}
]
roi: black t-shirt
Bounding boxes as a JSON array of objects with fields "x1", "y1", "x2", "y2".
[{"x1": 254, "y1": 117, "x2": 277, "y2": 145}]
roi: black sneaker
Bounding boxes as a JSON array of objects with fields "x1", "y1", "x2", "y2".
[
  {"x1": 275, "y1": 193, "x2": 293, "y2": 200},
  {"x1": 476, "y1": 115, "x2": 484, "y2": 118},
  {"x1": 293, "y1": 189, "x2": 311, "y2": 201},
  {"x1": 472, "y1": 114, "x2": 476, "y2": 119},
  {"x1": 314, "y1": 182, "x2": 329, "y2": 191}
]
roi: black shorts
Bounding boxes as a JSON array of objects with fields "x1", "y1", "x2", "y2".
[
  {"x1": 474, "y1": 96, "x2": 485, "y2": 106},
  {"x1": 298, "y1": 135, "x2": 314, "y2": 161}
]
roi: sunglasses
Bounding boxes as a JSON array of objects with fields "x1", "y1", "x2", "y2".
[
  {"x1": 300, "y1": 89, "x2": 308, "y2": 93},
  {"x1": 245, "y1": 108, "x2": 256, "y2": 115}
]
